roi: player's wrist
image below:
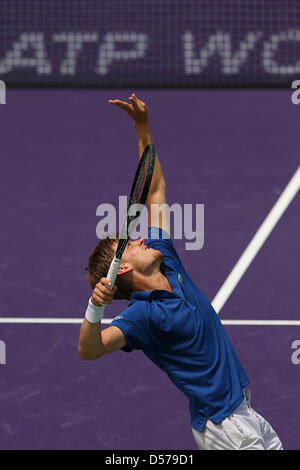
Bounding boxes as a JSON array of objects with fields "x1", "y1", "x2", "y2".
[
  {"x1": 85, "y1": 298, "x2": 104, "y2": 323},
  {"x1": 134, "y1": 120, "x2": 150, "y2": 131},
  {"x1": 90, "y1": 296, "x2": 101, "y2": 306}
]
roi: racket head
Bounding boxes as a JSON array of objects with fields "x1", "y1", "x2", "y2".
[
  {"x1": 115, "y1": 143, "x2": 156, "y2": 259},
  {"x1": 128, "y1": 143, "x2": 156, "y2": 208}
]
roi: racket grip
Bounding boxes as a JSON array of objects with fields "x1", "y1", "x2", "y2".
[
  {"x1": 96, "y1": 256, "x2": 121, "y2": 311},
  {"x1": 106, "y1": 256, "x2": 121, "y2": 288}
]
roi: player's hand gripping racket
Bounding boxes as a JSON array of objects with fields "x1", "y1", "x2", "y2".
[{"x1": 102, "y1": 144, "x2": 156, "y2": 308}]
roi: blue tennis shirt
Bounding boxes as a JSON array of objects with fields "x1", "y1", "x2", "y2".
[{"x1": 111, "y1": 226, "x2": 249, "y2": 432}]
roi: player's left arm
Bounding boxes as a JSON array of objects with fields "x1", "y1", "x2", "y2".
[
  {"x1": 134, "y1": 116, "x2": 169, "y2": 234},
  {"x1": 108, "y1": 93, "x2": 169, "y2": 234}
]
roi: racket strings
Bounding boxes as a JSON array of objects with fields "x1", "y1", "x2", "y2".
[
  {"x1": 131, "y1": 163, "x2": 148, "y2": 205},
  {"x1": 115, "y1": 144, "x2": 156, "y2": 261}
]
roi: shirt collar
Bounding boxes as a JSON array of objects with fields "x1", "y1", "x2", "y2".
[
  {"x1": 129, "y1": 287, "x2": 181, "y2": 305},
  {"x1": 129, "y1": 268, "x2": 184, "y2": 305}
]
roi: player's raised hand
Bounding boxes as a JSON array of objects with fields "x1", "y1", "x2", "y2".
[{"x1": 108, "y1": 93, "x2": 149, "y2": 125}]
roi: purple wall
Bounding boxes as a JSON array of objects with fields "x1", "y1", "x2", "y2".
[{"x1": 0, "y1": 0, "x2": 299, "y2": 86}]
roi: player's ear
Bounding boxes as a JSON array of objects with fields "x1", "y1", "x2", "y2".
[{"x1": 118, "y1": 263, "x2": 133, "y2": 276}]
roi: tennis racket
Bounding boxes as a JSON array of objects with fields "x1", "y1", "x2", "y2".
[{"x1": 103, "y1": 143, "x2": 156, "y2": 304}]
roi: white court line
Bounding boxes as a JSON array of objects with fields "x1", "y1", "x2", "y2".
[
  {"x1": 1, "y1": 168, "x2": 299, "y2": 328},
  {"x1": 211, "y1": 166, "x2": 300, "y2": 315},
  {"x1": 221, "y1": 320, "x2": 300, "y2": 326},
  {"x1": 0, "y1": 317, "x2": 300, "y2": 326}
]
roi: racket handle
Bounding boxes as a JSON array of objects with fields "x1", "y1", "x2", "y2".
[
  {"x1": 106, "y1": 256, "x2": 121, "y2": 289},
  {"x1": 96, "y1": 256, "x2": 121, "y2": 311}
]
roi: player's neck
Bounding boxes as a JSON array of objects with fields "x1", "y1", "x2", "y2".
[{"x1": 134, "y1": 270, "x2": 173, "y2": 293}]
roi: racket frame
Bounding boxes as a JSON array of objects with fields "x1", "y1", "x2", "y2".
[{"x1": 102, "y1": 144, "x2": 156, "y2": 301}]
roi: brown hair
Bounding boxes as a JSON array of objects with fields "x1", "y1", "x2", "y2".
[{"x1": 86, "y1": 234, "x2": 133, "y2": 300}]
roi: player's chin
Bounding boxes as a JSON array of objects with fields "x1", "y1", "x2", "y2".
[{"x1": 152, "y1": 248, "x2": 162, "y2": 259}]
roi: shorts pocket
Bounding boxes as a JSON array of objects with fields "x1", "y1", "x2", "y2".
[
  {"x1": 221, "y1": 414, "x2": 247, "y2": 449},
  {"x1": 249, "y1": 407, "x2": 265, "y2": 430}
]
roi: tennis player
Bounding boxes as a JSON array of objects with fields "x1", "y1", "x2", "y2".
[{"x1": 78, "y1": 94, "x2": 283, "y2": 450}]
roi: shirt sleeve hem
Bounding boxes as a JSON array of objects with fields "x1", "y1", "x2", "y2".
[{"x1": 110, "y1": 320, "x2": 134, "y2": 353}]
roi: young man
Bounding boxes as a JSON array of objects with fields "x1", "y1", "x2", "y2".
[{"x1": 78, "y1": 94, "x2": 283, "y2": 450}]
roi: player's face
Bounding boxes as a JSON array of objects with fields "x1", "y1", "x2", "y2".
[{"x1": 119, "y1": 238, "x2": 162, "y2": 274}]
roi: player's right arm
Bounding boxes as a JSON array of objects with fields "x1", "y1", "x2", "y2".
[
  {"x1": 78, "y1": 321, "x2": 126, "y2": 360},
  {"x1": 78, "y1": 278, "x2": 127, "y2": 360}
]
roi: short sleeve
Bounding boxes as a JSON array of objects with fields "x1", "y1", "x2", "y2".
[{"x1": 110, "y1": 300, "x2": 154, "y2": 353}]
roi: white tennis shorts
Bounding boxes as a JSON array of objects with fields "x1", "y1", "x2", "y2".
[{"x1": 192, "y1": 389, "x2": 283, "y2": 450}]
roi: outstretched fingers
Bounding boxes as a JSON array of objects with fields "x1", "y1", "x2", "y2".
[
  {"x1": 108, "y1": 99, "x2": 133, "y2": 113},
  {"x1": 129, "y1": 93, "x2": 139, "y2": 108},
  {"x1": 108, "y1": 93, "x2": 148, "y2": 124}
]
